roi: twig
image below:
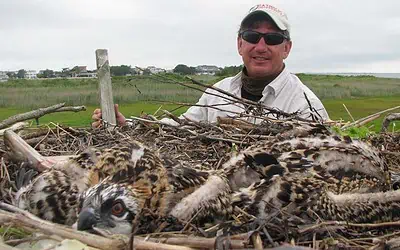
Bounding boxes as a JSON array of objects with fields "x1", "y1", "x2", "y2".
[
  {"x1": 298, "y1": 220, "x2": 400, "y2": 234},
  {"x1": 137, "y1": 69, "x2": 303, "y2": 121},
  {"x1": 342, "y1": 105, "x2": 400, "y2": 129},
  {"x1": 342, "y1": 104, "x2": 355, "y2": 122},
  {"x1": 357, "y1": 114, "x2": 380, "y2": 127}
]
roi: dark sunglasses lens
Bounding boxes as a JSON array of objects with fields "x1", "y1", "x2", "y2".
[
  {"x1": 264, "y1": 34, "x2": 285, "y2": 45},
  {"x1": 241, "y1": 31, "x2": 261, "y2": 44}
]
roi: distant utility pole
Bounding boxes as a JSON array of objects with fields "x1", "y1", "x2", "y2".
[{"x1": 95, "y1": 49, "x2": 116, "y2": 128}]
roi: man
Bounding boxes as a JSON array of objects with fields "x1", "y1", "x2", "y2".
[{"x1": 92, "y1": 3, "x2": 329, "y2": 128}]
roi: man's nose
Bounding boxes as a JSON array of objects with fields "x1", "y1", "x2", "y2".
[{"x1": 254, "y1": 36, "x2": 268, "y2": 51}]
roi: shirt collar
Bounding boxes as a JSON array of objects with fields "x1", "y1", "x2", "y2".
[{"x1": 262, "y1": 66, "x2": 289, "y2": 97}]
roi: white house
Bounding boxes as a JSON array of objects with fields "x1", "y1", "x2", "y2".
[
  {"x1": 195, "y1": 65, "x2": 221, "y2": 75},
  {"x1": 147, "y1": 66, "x2": 166, "y2": 74},
  {"x1": 25, "y1": 70, "x2": 38, "y2": 79},
  {"x1": 0, "y1": 71, "x2": 9, "y2": 82}
]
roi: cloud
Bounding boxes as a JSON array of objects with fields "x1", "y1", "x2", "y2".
[{"x1": 1, "y1": 0, "x2": 399, "y2": 72}]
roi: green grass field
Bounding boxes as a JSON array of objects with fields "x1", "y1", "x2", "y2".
[{"x1": 0, "y1": 74, "x2": 399, "y2": 131}]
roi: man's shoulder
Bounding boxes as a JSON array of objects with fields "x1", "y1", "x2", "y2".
[
  {"x1": 287, "y1": 73, "x2": 318, "y2": 98},
  {"x1": 211, "y1": 72, "x2": 241, "y2": 90}
]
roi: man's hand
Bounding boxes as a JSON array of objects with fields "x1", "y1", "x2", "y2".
[{"x1": 91, "y1": 104, "x2": 127, "y2": 128}]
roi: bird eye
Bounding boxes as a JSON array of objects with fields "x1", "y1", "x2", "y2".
[{"x1": 111, "y1": 201, "x2": 125, "y2": 217}]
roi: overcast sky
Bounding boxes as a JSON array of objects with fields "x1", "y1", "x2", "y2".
[{"x1": 1, "y1": 0, "x2": 399, "y2": 73}]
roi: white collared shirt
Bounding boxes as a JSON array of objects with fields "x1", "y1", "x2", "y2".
[{"x1": 167, "y1": 67, "x2": 329, "y2": 124}]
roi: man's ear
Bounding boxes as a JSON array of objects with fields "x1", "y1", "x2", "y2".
[
  {"x1": 237, "y1": 36, "x2": 243, "y2": 56},
  {"x1": 283, "y1": 40, "x2": 292, "y2": 59}
]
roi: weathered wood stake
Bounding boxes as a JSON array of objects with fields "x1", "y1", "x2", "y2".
[{"x1": 96, "y1": 49, "x2": 116, "y2": 127}]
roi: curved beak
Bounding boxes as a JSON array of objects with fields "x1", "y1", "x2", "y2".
[{"x1": 77, "y1": 207, "x2": 98, "y2": 231}]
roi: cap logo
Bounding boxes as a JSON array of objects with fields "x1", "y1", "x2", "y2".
[{"x1": 249, "y1": 4, "x2": 288, "y2": 19}]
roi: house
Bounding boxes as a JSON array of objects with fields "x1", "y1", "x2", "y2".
[
  {"x1": 77, "y1": 70, "x2": 97, "y2": 78},
  {"x1": 147, "y1": 66, "x2": 166, "y2": 74},
  {"x1": 195, "y1": 65, "x2": 221, "y2": 75},
  {"x1": 25, "y1": 70, "x2": 38, "y2": 79},
  {"x1": 0, "y1": 71, "x2": 9, "y2": 82}
]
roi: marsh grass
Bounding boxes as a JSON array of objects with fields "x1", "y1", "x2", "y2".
[
  {"x1": 298, "y1": 74, "x2": 400, "y2": 99},
  {"x1": 0, "y1": 74, "x2": 399, "y2": 130}
]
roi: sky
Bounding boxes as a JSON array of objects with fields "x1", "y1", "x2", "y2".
[{"x1": 1, "y1": 0, "x2": 400, "y2": 73}]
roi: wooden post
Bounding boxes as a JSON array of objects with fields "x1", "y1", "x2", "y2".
[{"x1": 95, "y1": 49, "x2": 116, "y2": 127}]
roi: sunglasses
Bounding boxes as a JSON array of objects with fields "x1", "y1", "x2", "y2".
[{"x1": 240, "y1": 30, "x2": 289, "y2": 45}]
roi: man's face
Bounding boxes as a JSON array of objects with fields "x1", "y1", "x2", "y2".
[{"x1": 237, "y1": 21, "x2": 292, "y2": 78}]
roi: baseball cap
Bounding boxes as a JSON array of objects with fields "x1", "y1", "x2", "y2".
[{"x1": 241, "y1": 4, "x2": 291, "y2": 34}]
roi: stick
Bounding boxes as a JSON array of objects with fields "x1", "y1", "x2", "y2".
[
  {"x1": 341, "y1": 106, "x2": 400, "y2": 129},
  {"x1": 381, "y1": 113, "x2": 400, "y2": 132},
  {"x1": 141, "y1": 235, "x2": 247, "y2": 249},
  {"x1": 342, "y1": 104, "x2": 355, "y2": 122},
  {"x1": 53, "y1": 106, "x2": 87, "y2": 113},
  {"x1": 0, "y1": 103, "x2": 65, "y2": 130},
  {"x1": 298, "y1": 220, "x2": 400, "y2": 234},
  {"x1": 0, "y1": 202, "x2": 195, "y2": 250},
  {"x1": 356, "y1": 114, "x2": 380, "y2": 127},
  {"x1": 96, "y1": 49, "x2": 116, "y2": 128}
]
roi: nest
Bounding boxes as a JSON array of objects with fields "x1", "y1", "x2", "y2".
[{"x1": 1, "y1": 117, "x2": 400, "y2": 250}]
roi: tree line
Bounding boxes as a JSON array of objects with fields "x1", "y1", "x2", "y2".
[{"x1": 5, "y1": 64, "x2": 244, "y2": 79}]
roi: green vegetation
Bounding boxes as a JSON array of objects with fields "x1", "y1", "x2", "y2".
[
  {"x1": 298, "y1": 74, "x2": 400, "y2": 99},
  {"x1": 0, "y1": 226, "x2": 31, "y2": 241},
  {"x1": 324, "y1": 96, "x2": 400, "y2": 132},
  {"x1": 0, "y1": 74, "x2": 399, "y2": 131}
]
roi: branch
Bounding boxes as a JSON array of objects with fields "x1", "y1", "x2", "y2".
[
  {"x1": 341, "y1": 106, "x2": 400, "y2": 130},
  {"x1": 0, "y1": 103, "x2": 65, "y2": 130},
  {"x1": 53, "y1": 105, "x2": 86, "y2": 113},
  {"x1": 0, "y1": 202, "x2": 196, "y2": 250},
  {"x1": 0, "y1": 103, "x2": 87, "y2": 130}
]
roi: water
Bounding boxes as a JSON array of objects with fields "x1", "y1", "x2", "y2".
[{"x1": 308, "y1": 72, "x2": 400, "y2": 79}]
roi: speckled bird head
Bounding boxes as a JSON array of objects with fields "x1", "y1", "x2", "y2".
[{"x1": 76, "y1": 178, "x2": 141, "y2": 235}]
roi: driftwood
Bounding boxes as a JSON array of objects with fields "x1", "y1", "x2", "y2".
[
  {"x1": 381, "y1": 113, "x2": 400, "y2": 132},
  {"x1": 0, "y1": 103, "x2": 86, "y2": 130}
]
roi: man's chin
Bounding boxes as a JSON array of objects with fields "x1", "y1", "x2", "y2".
[{"x1": 247, "y1": 67, "x2": 272, "y2": 78}]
